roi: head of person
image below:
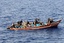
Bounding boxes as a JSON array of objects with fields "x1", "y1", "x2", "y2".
[
  {"x1": 35, "y1": 18, "x2": 40, "y2": 23},
  {"x1": 17, "y1": 21, "x2": 20, "y2": 24},
  {"x1": 48, "y1": 18, "x2": 53, "y2": 21},
  {"x1": 27, "y1": 21, "x2": 29, "y2": 24},
  {"x1": 20, "y1": 20, "x2": 23, "y2": 23}
]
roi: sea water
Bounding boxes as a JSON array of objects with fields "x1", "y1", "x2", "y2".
[{"x1": 0, "y1": 0, "x2": 64, "y2": 43}]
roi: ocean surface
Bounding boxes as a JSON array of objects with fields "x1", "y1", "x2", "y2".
[{"x1": 0, "y1": 0, "x2": 64, "y2": 43}]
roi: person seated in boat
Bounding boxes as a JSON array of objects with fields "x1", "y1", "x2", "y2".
[
  {"x1": 15, "y1": 20, "x2": 23, "y2": 28},
  {"x1": 34, "y1": 18, "x2": 41, "y2": 26},
  {"x1": 19, "y1": 20, "x2": 23, "y2": 25},
  {"x1": 15, "y1": 21, "x2": 21, "y2": 28},
  {"x1": 39, "y1": 22, "x2": 44, "y2": 26},
  {"x1": 22, "y1": 21, "x2": 27, "y2": 28},
  {"x1": 31, "y1": 22, "x2": 35, "y2": 27},
  {"x1": 11, "y1": 23, "x2": 15, "y2": 28},
  {"x1": 47, "y1": 18, "x2": 54, "y2": 25},
  {"x1": 26, "y1": 21, "x2": 31, "y2": 27},
  {"x1": 50, "y1": 18, "x2": 54, "y2": 23},
  {"x1": 20, "y1": 20, "x2": 23, "y2": 28}
]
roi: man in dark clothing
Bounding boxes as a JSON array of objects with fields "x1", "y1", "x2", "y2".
[
  {"x1": 48, "y1": 18, "x2": 54, "y2": 23},
  {"x1": 20, "y1": 20, "x2": 23, "y2": 25}
]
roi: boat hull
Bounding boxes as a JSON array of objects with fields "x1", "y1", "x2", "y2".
[{"x1": 8, "y1": 20, "x2": 61, "y2": 30}]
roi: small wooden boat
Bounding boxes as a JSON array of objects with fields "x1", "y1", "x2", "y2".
[{"x1": 7, "y1": 20, "x2": 61, "y2": 30}]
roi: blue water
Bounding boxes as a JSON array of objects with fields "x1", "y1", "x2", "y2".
[{"x1": 0, "y1": 0, "x2": 64, "y2": 43}]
